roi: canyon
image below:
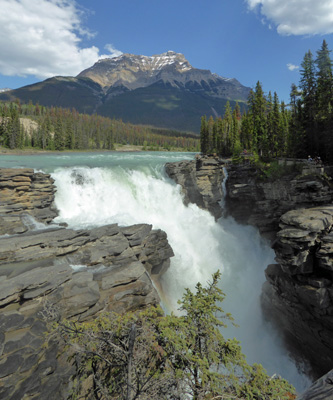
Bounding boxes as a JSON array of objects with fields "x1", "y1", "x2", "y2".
[
  {"x1": 165, "y1": 156, "x2": 333, "y2": 399},
  {"x1": 1, "y1": 156, "x2": 333, "y2": 399}
]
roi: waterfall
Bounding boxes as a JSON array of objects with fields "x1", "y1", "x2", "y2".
[{"x1": 51, "y1": 157, "x2": 310, "y2": 391}]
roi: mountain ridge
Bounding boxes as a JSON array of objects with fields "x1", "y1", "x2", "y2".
[{"x1": 0, "y1": 51, "x2": 251, "y2": 133}]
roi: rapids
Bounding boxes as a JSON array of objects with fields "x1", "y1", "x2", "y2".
[{"x1": 0, "y1": 151, "x2": 310, "y2": 391}]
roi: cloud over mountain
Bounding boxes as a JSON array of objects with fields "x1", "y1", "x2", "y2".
[
  {"x1": 0, "y1": 0, "x2": 122, "y2": 79},
  {"x1": 246, "y1": 0, "x2": 333, "y2": 35}
]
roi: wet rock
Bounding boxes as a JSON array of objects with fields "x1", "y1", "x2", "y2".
[
  {"x1": 297, "y1": 368, "x2": 333, "y2": 399},
  {"x1": 165, "y1": 155, "x2": 225, "y2": 219},
  {"x1": 263, "y1": 206, "x2": 333, "y2": 377},
  {"x1": 0, "y1": 168, "x2": 58, "y2": 235},
  {"x1": 0, "y1": 168, "x2": 175, "y2": 400}
]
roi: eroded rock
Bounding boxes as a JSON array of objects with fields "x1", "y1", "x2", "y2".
[
  {"x1": 0, "y1": 169, "x2": 175, "y2": 399},
  {"x1": 0, "y1": 168, "x2": 58, "y2": 235},
  {"x1": 263, "y1": 206, "x2": 333, "y2": 377},
  {"x1": 225, "y1": 163, "x2": 333, "y2": 240},
  {"x1": 165, "y1": 155, "x2": 225, "y2": 219}
]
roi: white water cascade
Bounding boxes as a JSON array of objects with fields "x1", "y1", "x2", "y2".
[{"x1": 51, "y1": 157, "x2": 310, "y2": 392}]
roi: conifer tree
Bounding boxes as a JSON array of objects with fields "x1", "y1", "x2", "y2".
[
  {"x1": 316, "y1": 40, "x2": 333, "y2": 120},
  {"x1": 315, "y1": 40, "x2": 333, "y2": 161},
  {"x1": 223, "y1": 101, "x2": 233, "y2": 155},
  {"x1": 54, "y1": 272, "x2": 296, "y2": 400},
  {"x1": 54, "y1": 116, "x2": 65, "y2": 151},
  {"x1": 200, "y1": 115, "x2": 209, "y2": 154},
  {"x1": 248, "y1": 82, "x2": 267, "y2": 157},
  {"x1": 299, "y1": 50, "x2": 317, "y2": 154},
  {"x1": 272, "y1": 92, "x2": 282, "y2": 156},
  {"x1": 207, "y1": 115, "x2": 215, "y2": 153}
]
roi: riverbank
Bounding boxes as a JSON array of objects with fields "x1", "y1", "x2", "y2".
[
  {"x1": 0, "y1": 144, "x2": 197, "y2": 155},
  {"x1": 0, "y1": 144, "x2": 144, "y2": 155}
]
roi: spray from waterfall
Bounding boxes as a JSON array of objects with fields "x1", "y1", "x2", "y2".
[{"x1": 51, "y1": 157, "x2": 310, "y2": 392}]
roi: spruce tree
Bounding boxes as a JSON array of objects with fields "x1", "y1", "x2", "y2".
[
  {"x1": 315, "y1": 40, "x2": 333, "y2": 161},
  {"x1": 54, "y1": 116, "x2": 65, "y2": 151},
  {"x1": 223, "y1": 101, "x2": 233, "y2": 155},
  {"x1": 248, "y1": 81, "x2": 267, "y2": 157},
  {"x1": 200, "y1": 115, "x2": 209, "y2": 154},
  {"x1": 300, "y1": 50, "x2": 317, "y2": 154},
  {"x1": 316, "y1": 40, "x2": 333, "y2": 120}
]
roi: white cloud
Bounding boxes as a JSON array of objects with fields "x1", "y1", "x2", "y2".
[
  {"x1": 246, "y1": 0, "x2": 333, "y2": 35},
  {"x1": 287, "y1": 63, "x2": 299, "y2": 71},
  {"x1": 0, "y1": 0, "x2": 123, "y2": 79},
  {"x1": 103, "y1": 44, "x2": 123, "y2": 59}
]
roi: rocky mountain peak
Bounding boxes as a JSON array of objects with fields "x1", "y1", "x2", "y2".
[{"x1": 77, "y1": 51, "x2": 194, "y2": 90}]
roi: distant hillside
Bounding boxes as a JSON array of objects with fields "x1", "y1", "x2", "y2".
[{"x1": 0, "y1": 51, "x2": 250, "y2": 133}]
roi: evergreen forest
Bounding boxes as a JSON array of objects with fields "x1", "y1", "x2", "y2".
[
  {"x1": 200, "y1": 40, "x2": 333, "y2": 164},
  {"x1": 0, "y1": 102, "x2": 199, "y2": 152}
]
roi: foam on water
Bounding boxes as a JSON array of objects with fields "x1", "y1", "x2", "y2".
[{"x1": 51, "y1": 159, "x2": 310, "y2": 392}]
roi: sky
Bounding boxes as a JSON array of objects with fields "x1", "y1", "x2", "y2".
[{"x1": 1, "y1": 0, "x2": 333, "y2": 103}]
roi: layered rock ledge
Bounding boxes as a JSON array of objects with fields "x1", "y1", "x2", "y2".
[
  {"x1": 0, "y1": 168, "x2": 174, "y2": 400},
  {"x1": 225, "y1": 163, "x2": 333, "y2": 240},
  {"x1": 0, "y1": 168, "x2": 58, "y2": 235},
  {"x1": 165, "y1": 157, "x2": 333, "y2": 397},
  {"x1": 262, "y1": 206, "x2": 333, "y2": 378},
  {"x1": 165, "y1": 155, "x2": 225, "y2": 220}
]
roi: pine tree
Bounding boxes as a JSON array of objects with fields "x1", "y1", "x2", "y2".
[
  {"x1": 299, "y1": 50, "x2": 317, "y2": 154},
  {"x1": 54, "y1": 272, "x2": 296, "y2": 400},
  {"x1": 315, "y1": 40, "x2": 333, "y2": 161},
  {"x1": 200, "y1": 116, "x2": 209, "y2": 154},
  {"x1": 248, "y1": 81, "x2": 267, "y2": 157},
  {"x1": 223, "y1": 101, "x2": 233, "y2": 155},
  {"x1": 54, "y1": 116, "x2": 65, "y2": 151},
  {"x1": 316, "y1": 40, "x2": 333, "y2": 120},
  {"x1": 272, "y1": 92, "x2": 282, "y2": 156},
  {"x1": 207, "y1": 115, "x2": 214, "y2": 153},
  {"x1": 231, "y1": 102, "x2": 241, "y2": 153}
]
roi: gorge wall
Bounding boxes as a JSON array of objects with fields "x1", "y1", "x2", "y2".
[
  {"x1": 165, "y1": 154, "x2": 225, "y2": 220},
  {"x1": 0, "y1": 168, "x2": 174, "y2": 399},
  {"x1": 225, "y1": 162, "x2": 333, "y2": 379},
  {"x1": 225, "y1": 163, "x2": 333, "y2": 241},
  {"x1": 165, "y1": 157, "x2": 333, "y2": 397}
]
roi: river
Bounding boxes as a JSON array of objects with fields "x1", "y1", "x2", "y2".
[{"x1": 0, "y1": 151, "x2": 310, "y2": 391}]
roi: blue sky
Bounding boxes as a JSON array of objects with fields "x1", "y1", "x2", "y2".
[{"x1": 1, "y1": 0, "x2": 333, "y2": 103}]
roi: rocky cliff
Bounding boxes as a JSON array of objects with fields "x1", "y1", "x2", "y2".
[
  {"x1": 225, "y1": 163, "x2": 333, "y2": 240},
  {"x1": 165, "y1": 156, "x2": 333, "y2": 397},
  {"x1": 0, "y1": 168, "x2": 174, "y2": 399},
  {"x1": 223, "y1": 162, "x2": 333, "y2": 379},
  {"x1": 165, "y1": 155, "x2": 225, "y2": 220},
  {"x1": 262, "y1": 206, "x2": 333, "y2": 378}
]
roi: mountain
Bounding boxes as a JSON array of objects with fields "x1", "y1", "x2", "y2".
[{"x1": 0, "y1": 51, "x2": 251, "y2": 133}]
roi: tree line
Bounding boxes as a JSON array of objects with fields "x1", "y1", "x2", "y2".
[
  {"x1": 0, "y1": 101, "x2": 200, "y2": 152},
  {"x1": 201, "y1": 40, "x2": 333, "y2": 164}
]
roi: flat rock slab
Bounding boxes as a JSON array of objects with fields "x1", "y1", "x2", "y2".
[{"x1": 0, "y1": 168, "x2": 175, "y2": 400}]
